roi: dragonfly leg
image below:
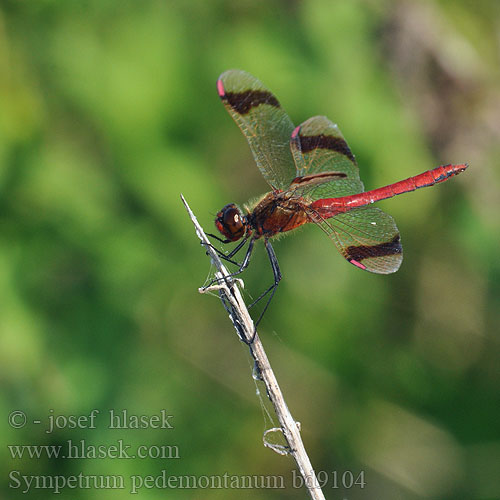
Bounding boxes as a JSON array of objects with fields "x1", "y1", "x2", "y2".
[
  {"x1": 204, "y1": 234, "x2": 250, "y2": 267},
  {"x1": 206, "y1": 232, "x2": 230, "y2": 244},
  {"x1": 206, "y1": 237, "x2": 261, "y2": 345},
  {"x1": 247, "y1": 239, "x2": 282, "y2": 334},
  {"x1": 205, "y1": 237, "x2": 281, "y2": 345},
  {"x1": 205, "y1": 237, "x2": 256, "y2": 290}
]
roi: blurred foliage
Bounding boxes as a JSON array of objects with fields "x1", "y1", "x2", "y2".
[{"x1": 1, "y1": 0, "x2": 499, "y2": 499}]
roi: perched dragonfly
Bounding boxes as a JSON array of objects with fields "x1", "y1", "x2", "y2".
[{"x1": 211, "y1": 69, "x2": 467, "y2": 324}]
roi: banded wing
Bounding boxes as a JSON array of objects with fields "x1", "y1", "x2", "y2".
[
  {"x1": 307, "y1": 206, "x2": 403, "y2": 274},
  {"x1": 289, "y1": 116, "x2": 364, "y2": 200},
  {"x1": 291, "y1": 116, "x2": 402, "y2": 272},
  {"x1": 217, "y1": 70, "x2": 296, "y2": 191}
]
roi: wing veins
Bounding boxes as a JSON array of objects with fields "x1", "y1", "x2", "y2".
[{"x1": 307, "y1": 206, "x2": 394, "y2": 247}]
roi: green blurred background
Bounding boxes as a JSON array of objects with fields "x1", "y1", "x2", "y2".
[{"x1": 1, "y1": 0, "x2": 499, "y2": 498}]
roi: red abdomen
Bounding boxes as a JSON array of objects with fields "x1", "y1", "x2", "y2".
[{"x1": 311, "y1": 164, "x2": 467, "y2": 218}]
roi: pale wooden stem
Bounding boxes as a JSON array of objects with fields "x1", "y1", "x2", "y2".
[{"x1": 181, "y1": 194, "x2": 325, "y2": 500}]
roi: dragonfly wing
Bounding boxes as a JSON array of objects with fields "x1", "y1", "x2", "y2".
[
  {"x1": 307, "y1": 206, "x2": 403, "y2": 274},
  {"x1": 290, "y1": 116, "x2": 364, "y2": 199},
  {"x1": 218, "y1": 70, "x2": 296, "y2": 191}
]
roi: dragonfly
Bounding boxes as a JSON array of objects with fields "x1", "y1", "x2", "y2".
[{"x1": 211, "y1": 69, "x2": 467, "y2": 326}]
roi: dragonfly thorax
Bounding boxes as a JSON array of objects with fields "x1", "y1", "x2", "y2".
[{"x1": 215, "y1": 203, "x2": 248, "y2": 242}]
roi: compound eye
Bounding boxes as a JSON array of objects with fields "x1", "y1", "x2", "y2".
[
  {"x1": 224, "y1": 207, "x2": 242, "y2": 230},
  {"x1": 215, "y1": 204, "x2": 246, "y2": 241}
]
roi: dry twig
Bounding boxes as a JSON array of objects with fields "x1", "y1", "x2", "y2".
[{"x1": 181, "y1": 194, "x2": 325, "y2": 500}]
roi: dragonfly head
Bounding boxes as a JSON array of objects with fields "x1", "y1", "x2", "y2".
[{"x1": 215, "y1": 204, "x2": 247, "y2": 242}]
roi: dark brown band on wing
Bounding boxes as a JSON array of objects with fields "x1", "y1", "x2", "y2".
[
  {"x1": 291, "y1": 171, "x2": 347, "y2": 185},
  {"x1": 222, "y1": 90, "x2": 280, "y2": 115},
  {"x1": 346, "y1": 234, "x2": 402, "y2": 262},
  {"x1": 299, "y1": 134, "x2": 355, "y2": 163}
]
